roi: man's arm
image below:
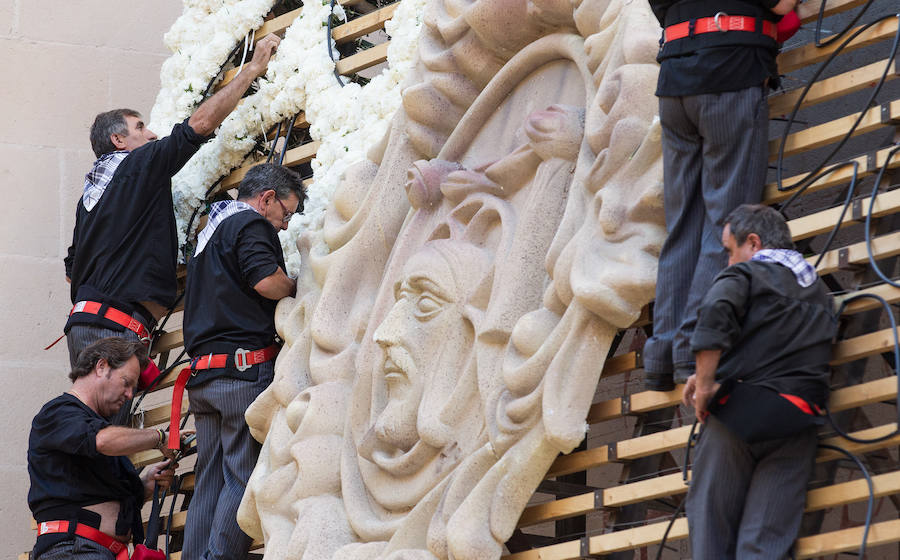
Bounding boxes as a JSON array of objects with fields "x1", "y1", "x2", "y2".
[
  {"x1": 187, "y1": 34, "x2": 281, "y2": 136},
  {"x1": 770, "y1": 0, "x2": 798, "y2": 16},
  {"x1": 688, "y1": 350, "x2": 722, "y2": 423},
  {"x1": 254, "y1": 268, "x2": 296, "y2": 300},
  {"x1": 95, "y1": 426, "x2": 175, "y2": 459}
]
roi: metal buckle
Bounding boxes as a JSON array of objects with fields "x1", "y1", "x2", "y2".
[
  {"x1": 714, "y1": 11, "x2": 728, "y2": 32},
  {"x1": 235, "y1": 348, "x2": 252, "y2": 372}
]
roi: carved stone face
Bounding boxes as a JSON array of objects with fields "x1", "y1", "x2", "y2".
[{"x1": 371, "y1": 242, "x2": 480, "y2": 456}]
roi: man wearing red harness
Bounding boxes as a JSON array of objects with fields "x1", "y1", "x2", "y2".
[
  {"x1": 63, "y1": 34, "x2": 281, "y2": 369},
  {"x1": 28, "y1": 338, "x2": 179, "y2": 559},
  {"x1": 681, "y1": 205, "x2": 836, "y2": 558},
  {"x1": 643, "y1": 0, "x2": 798, "y2": 391},
  {"x1": 178, "y1": 163, "x2": 304, "y2": 560}
]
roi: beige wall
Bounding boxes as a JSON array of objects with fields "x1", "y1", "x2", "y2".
[{"x1": 0, "y1": 2, "x2": 182, "y2": 557}]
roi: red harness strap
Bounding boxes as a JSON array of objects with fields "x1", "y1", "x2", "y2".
[
  {"x1": 38, "y1": 520, "x2": 129, "y2": 560},
  {"x1": 70, "y1": 301, "x2": 153, "y2": 344},
  {"x1": 167, "y1": 345, "x2": 280, "y2": 449},
  {"x1": 664, "y1": 14, "x2": 777, "y2": 43}
]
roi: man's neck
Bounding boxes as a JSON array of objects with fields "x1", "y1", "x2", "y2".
[{"x1": 68, "y1": 382, "x2": 98, "y2": 414}]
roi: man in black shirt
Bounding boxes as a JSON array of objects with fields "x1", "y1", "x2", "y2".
[
  {"x1": 28, "y1": 337, "x2": 179, "y2": 559},
  {"x1": 178, "y1": 163, "x2": 305, "y2": 560},
  {"x1": 681, "y1": 204, "x2": 835, "y2": 558},
  {"x1": 643, "y1": 0, "x2": 798, "y2": 391},
  {"x1": 63, "y1": 34, "x2": 282, "y2": 368}
]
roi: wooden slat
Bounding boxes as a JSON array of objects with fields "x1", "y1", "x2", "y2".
[
  {"x1": 796, "y1": 0, "x2": 870, "y2": 24},
  {"x1": 834, "y1": 283, "x2": 900, "y2": 315},
  {"x1": 777, "y1": 17, "x2": 899, "y2": 75},
  {"x1": 805, "y1": 470, "x2": 900, "y2": 512},
  {"x1": 141, "y1": 398, "x2": 189, "y2": 427},
  {"x1": 335, "y1": 41, "x2": 389, "y2": 76},
  {"x1": 333, "y1": 3, "x2": 399, "y2": 43},
  {"x1": 768, "y1": 100, "x2": 900, "y2": 162},
  {"x1": 812, "y1": 231, "x2": 900, "y2": 277},
  {"x1": 797, "y1": 518, "x2": 900, "y2": 558},
  {"x1": 788, "y1": 189, "x2": 900, "y2": 241},
  {"x1": 219, "y1": 141, "x2": 320, "y2": 191},
  {"x1": 769, "y1": 58, "x2": 900, "y2": 117},
  {"x1": 154, "y1": 329, "x2": 184, "y2": 355}
]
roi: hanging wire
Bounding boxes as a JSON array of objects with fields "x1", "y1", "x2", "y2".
[
  {"x1": 864, "y1": 144, "x2": 900, "y2": 287},
  {"x1": 813, "y1": 0, "x2": 875, "y2": 47},
  {"x1": 278, "y1": 113, "x2": 299, "y2": 165},
  {"x1": 327, "y1": 0, "x2": 347, "y2": 87}
]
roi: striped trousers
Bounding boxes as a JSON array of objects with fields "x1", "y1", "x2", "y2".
[
  {"x1": 685, "y1": 416, "x2": 818, "y2": 559},
  {"x1": 181, "y1": 363, "x2": 274, "y2": 560},
  {"x1": 643, "y1": 86, "x2": 768, "y2": 388}
]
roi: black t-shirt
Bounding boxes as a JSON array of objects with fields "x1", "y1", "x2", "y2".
[
  {"x1": 650, "y1": 0, "x2": 780, "y2": 96},
  {"x1": 28, "y1": 394, "x2": 145, "y2": 555},
  {"x1": 65, "y1": 119, "x2": 210, "y2": 328},
  {"x1": 183, "y1": 208, "x2": 284, "y2": 386}
]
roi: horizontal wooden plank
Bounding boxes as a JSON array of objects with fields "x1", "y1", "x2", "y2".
[
  {"x1": 769, "y1": 58, "x2": 900, "y2": 117},
  {"x1": 769, "y1": 100, "x2": 900, "y2": 162},
  {"x1": 805, "y1": 470, "x2": 900, "y2": 512},
  {"x1": 335, "y1": 41, "x2": 389, "y2": 76},
  {"x1": 834, "y1": 283, "x2": 900, "y2": 315},
  {"x1": 788, "y1": 189, "x2": 900, "y2": 242},
  {"x1": 219, "y1": 141, "x2": 320, "y2": 191},
  {"x1": 153, "y1": 329, "x2": 184, "y2": 356},
  {"x1": 778, "y1": 17, "x2": 899, "y2": 75},
  {"x1": 797, "y1": 518, "x2": 900, "y2": 558},
  {"x1": 796, "y1": 0, "x2": 870, "y2": 24},
  {"x1": 140, "y1": 398, "x2": 189, "y2": 428},
  {"x1": 333, "y1": 3, "x2": 398, "y2": 43},
  {"x1": 812, "y1": 231, "x2": 900, "y2": 277}
]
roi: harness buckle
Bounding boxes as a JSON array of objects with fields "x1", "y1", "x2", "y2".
[
  {"x1": 714, "y1": 11, "x2": 728, "y2": 32},
  {"x1": 235, "y1": 348, "x2": 252, "y2": 372}
]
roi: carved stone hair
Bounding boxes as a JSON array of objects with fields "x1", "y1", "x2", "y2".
[{"x1": 89, "y1": 109, "x2": 141, "y2": 158}]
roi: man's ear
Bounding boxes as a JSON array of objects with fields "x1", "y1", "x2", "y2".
[
  {"x1": 110, "y1": 133, "x2": 127, "y2": 151},
  {"x1": 95, "y1": 358, "x2": 110, "y2": 378},
  {"x1": 746, "y1": 232, "x2": 763, "y2": 250}
]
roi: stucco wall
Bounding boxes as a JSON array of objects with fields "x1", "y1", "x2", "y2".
[{"x1": 0, "y1": 2, "x2": 182, "y2": 557}]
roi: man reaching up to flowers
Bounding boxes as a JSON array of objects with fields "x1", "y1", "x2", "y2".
[{"x1": 62, "y1": 34, "x2": 281, "y2": 374}]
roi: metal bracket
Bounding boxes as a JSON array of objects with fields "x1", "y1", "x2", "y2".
[
  {"x1": 621, "y1": 395, "x2": 632, "y2": 415},
  {"x1": 594, "y1": 488, "x2": 605, "y2": 510},
  {"x1": 881, "y1": 103, "x2": 900, "y2": 126},
  {"x1": 838, "y1": 247, "x2": 852, "y2": 270},
  {"x1": 607, "y1": 443, "x2": 618, "y2": 462},
  {"x1": 851, "y1": 197, "x2": 864, "y2": 222},
  {"x1": 579, "y1": 536, "x2": 601, "y2": 558}
]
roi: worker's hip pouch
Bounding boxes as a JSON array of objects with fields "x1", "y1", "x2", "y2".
[{"x1": 708, "y1": 382, "x2": 823, "y2": 443}]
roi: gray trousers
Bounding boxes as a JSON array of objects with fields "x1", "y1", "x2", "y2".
[
  {"x1": 644, "y1": 87, "x2": 768, "y2": 386},
  {"x1": 66, "y1": 308, "x2": 156, "y2": 368},
  {"x1": 685, "y1": 416, "x2": 818, "y2": 560},
  {"x1": 181, "y1": 362, "x2": 274, "y2": 560},
  {"x1": 36, "y1": 536, "x2": 114, "y2": 559}
]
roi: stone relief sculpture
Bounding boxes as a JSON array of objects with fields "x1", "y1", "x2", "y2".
[{"x1": 237, "y1": 0, "x2": 665, "y2": 558}]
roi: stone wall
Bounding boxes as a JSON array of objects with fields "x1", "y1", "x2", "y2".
[{"x1": 0, "y1": 3, "x2": 182, "y2": 556}]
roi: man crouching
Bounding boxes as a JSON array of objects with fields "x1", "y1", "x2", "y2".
[
  {"x1": 682, "y1": 204, "x2": 836, "y2": 559},
  {"x1": 28, "y1": 338, "x2": 179, "y2": 559}
]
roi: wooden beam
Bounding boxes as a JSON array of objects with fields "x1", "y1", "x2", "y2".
[
  {"x1": 796, "y1": 519, "x2": 900, "y2": 558},
  {"x1": 768, "y1": 100, "x2": 900, "y2": 162},
  {"x1": 834, "y1": 283, "x2": 900, "y2": 315},
  {"x1": 335, "y1": 41, "x2": 389, "y2": 76},
  {"x1": 832, "y1": 326, "x2": 900, "y2": 365},
  {"x1": 218, "y1": 140, "x2": 321, "y2": 191},
  {"x1": 787, "y1": 188, "x2": 900, "y2": 241},
  {"x1": 769, "y1": 58, "x2": 900, "y2": 117},
  {"x1": 777, "y1": 17, "x2": 899, "y2": 75},
  {"x1": 812, "y1": 231, "x2": 900, "y2": 276},
  {"x1": 141, "y1": 398, "x2": 189, "y2": 428},
  {"x1": 333, "y1": 3, "x2": 399, "y2": 44},
  {"x1": 796, "y1": 0, "x2": 871, "y2": 24},
  {"x1": 153, "y1": 329, "x2": 184, "y2": 355}
]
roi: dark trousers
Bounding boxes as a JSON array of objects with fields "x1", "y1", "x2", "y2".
[
  {"x1": 685, "y1": 416, "x2": 818, "y2": 559},
  {"x1": 36, "y1": 536, "x2": 114, "y2": 559},
  {"x1": 643, "y1": 87, "x2": 768, "y2": 386},
  {"x1": 181, "y1": 363, "x2": 274, "y2": 560}
]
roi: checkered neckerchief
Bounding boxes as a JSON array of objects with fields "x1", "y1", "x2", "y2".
[
  {"x1": 82, "y1": 151, "x2": 129, "y2": 212},
  {"x1": 194, "y1": 200, "x2": 258, "y2": 256},
  {"x1": 751, "y1": 249, "x2": 817, "y2": 287}
]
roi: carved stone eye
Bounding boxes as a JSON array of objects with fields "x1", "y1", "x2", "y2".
[{"x1": 414, "y1": 294, "x2": 443, "y2": 319}]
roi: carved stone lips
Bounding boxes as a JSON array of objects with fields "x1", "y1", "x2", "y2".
[{"x1": 383, "y1": 356, "x2": 406, "y2": 382}]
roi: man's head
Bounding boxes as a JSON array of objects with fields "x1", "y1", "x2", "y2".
[
  {"x1": 723, "y1": 204, "x2": 794, "y2": 265},
  {"x1": 237, "y1": 163, "x2": 307, "y2": 231},
  {"x1": 69, "y1": 337, "x2": 149, "y2": 417},
  {"x1": 89, "y1": 109, "x2": 158, "y2": 158}
]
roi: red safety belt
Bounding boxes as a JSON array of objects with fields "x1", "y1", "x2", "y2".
[
  {"x1": 38, "y1": 520, "x2": 129, "y2": 560},
  {"x1": 167, "y1": 345, "x2": 279, "y2": 449},
  {"x1": 46, "y1": 301, "x2": 153, "y2": 350},
  {"x1": 664, "y1": 14, "x2": 777, "y2": 43}
]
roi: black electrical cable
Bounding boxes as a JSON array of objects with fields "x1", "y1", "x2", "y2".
[
  {"x1": 266, "y1": 121, "x2": 284, "y2": 163},
  {"x1": 327, "y1": 0, "x2": 346, "y2": 87},
  {"x1": 813, "y1": 0, "x2": 875, "y2": 48},
  {"x1": 130, "y1": 352, "x2": 190, "y2": 417},
  {"x1": 655, "y1": 418, "x2": 700, "y2": 559},
  {"x1": 200, "y1": 40, "x2": 246, "y2": 102},
  {"x1": 865, "y1": 144, "x2": 900, "y2": 288},
  {"x1": 826, "y1": 292, "x2": 900, "y2": 444},
  {"x1": 818, "y1": 443, "x2": 875, "y2": 559},
  {"x1": 164, "y1": 474, "x2": 184, "y2": 559},
  {"x1": 774, "y1": 13, "x2": 900, "y2": 194},
  {"x1": 278, "y1": 113, "x2": 298, "y2": 166}
]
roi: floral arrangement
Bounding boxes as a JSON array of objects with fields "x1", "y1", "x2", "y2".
[{"x1": 150, "y1": 0, "x2": 428, "y2": 275}]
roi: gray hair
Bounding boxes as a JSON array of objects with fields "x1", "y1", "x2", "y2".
[
  {"x1": 90, "y1": 109, "x2": 141, "y2": 158},
  {"x1": 725, "y1": 204, "x2": 794, "y2": 250},
  {"x1": 237, "y1": 163, "x2": 307, "y2": 211},
  {"x1": 69, "y1": 337, "x2": 149, "y2": 382}
]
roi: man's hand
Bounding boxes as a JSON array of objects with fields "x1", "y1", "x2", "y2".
[
  {"x1": 686, "y1": 374, "x2": 720, "y2": 424},
  {"x1": 246, "y1": 34, "x2": 281, "y2": 78},
  {"x1": 771, "y1": 0, "x2": 799, "y2": 16},
  {"x1": 142, "y1": 459, "x2": 178, "y2": 499}
]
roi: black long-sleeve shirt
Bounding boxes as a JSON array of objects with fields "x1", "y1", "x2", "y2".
[
  {"x1": 691, "y1": 260, "x2": 836, "y2": 407},
  {"x1": 65, "y1": 119, "x2": 210, "y2": 324}
]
